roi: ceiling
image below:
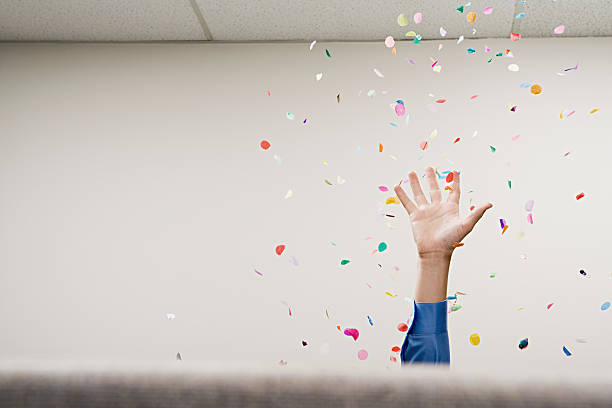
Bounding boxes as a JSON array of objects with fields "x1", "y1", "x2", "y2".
[{"x1": 0, "y1": 0, "x2": 610, "y2": 42}]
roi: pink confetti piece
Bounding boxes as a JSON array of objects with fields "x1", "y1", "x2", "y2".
[
  {"x1": 512, "y1": 134, "x2": 521, "y2": 141},
  {"x1": 554, "y1": 25, "x2": 565, "y2": 35},
  {"x1": 344, "y1": 328, "x2": 359, "y2": 341},
  {"x1": 419, "y1": 141, "x2": 428, "y2": 150},
  {"x1": 436, "y1": 99, "x2": 447, "y2": 103},
  {"x1": 510, "y1": 32, "x2": 521, "y2": 41},
  {"x1": 483, "y1": 6, "x2": 494, "y2": 15},
  {"x1": 527, "y1": 213, "x2": 533, "y2": 224},
  {"x1": 384, "y1": 36, "x2": 395, "y2": 48},
  {"x1": 413, "y1": 12, "x2": 422, "y2": 24},
  {"x1": 470, "y1": 94, "x2": 479, "y2": 100},
  {"x1": 378, "y1": 186, "x2": 389, "y2": 192},
  {"x1": 281, "y1": 301, "x2": 292, "y2": 316},
  {"x1": 566, "y1": 110, "x2": 576, "y2": 117},
  {"x1": 525, "y1": 199, "x2": 534, "y2": 212},
  {"x1": 547, "y1": 303, "x2": 554, "y2": 310},
  {"x1": 484, "y1": 45, "x2": 491, "y2": 52},
  {"x1": 408, "y1": 59, "x2": 416, "y2": 65},
  {"x1": 357, "y1": 349, "x2": 369, "y2": 360},
  {"x1": 395, "y1": 103, "x2": 405, "y2": 116}
]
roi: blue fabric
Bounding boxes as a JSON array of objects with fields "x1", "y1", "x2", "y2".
[{"x1": 400, "y1": 300, "x2": 450, "y2": 365}]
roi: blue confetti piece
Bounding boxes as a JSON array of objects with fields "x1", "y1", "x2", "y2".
[
  {"x1": 601, "y1": 301, "x2": 611, "y2": 311},
  {"x1": 405, "y1": 113, "x2": 410, "y2": 125},
  {"x1": 356, "y1": 145, "x2": 361, "y2": 153},
  {"x1": 467, "y1": 48, "x2": 476, "y2": 54},
  {"x1": 389, "y1": 122, "x2": 399, "y2": 128},
  {"x1": 447, "y1": 294, "x2": 457, "y2": 300},
  {"x1": 367, "y1": 316, "x2": 374, "y2": 326},
  {"x1": 520, "y1": 83, "x2": 531, "y2": 88},
  {"x1": 395, "y1": 99, "x2": 405, "y2": 105},
  {"x1": 562, "y1": 346, "x2": 572, "y2": 356},
  {"x1": 515, "y1": 12, "x2": 526, "y2": 19}
]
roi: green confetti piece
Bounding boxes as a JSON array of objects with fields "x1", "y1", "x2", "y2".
[
  {"x1": 495, "y1": 52, "x2": 503, "y2": 57},
  {"x1": 340, "y1": 259, "x2": 350, "y2": 265},
  {"x1": 508, "y1": 180, "x2": 512, "y2": 189},
  {"x1": 487, "y1": 58, "x2": 493, "y2": 63},
  {"x1": 490, "y1": 145, "x2": 496, "y2": 152},
  {"x1": 378, "y1": 242, "x2": 388, "y2": 252},
  {"x1": 456, "y1": 5, "x2": 464, "y2": 13},
  {"x1": 489, "y1": 273, "x2": 496, "y2": 278},
  {"x1": 451, "y1": 305, "x2": 462, "y2": 311},
  {"x1": 367, "y1": 89, "x2": 376, "y2": 98},
  {"x1": 413, "y1": 38, "x2": 420, "y2": 45},
  {"x1": 325, "y1": 49, "x2": 331, "y2": 58},
  {"x1": 331, "y1": 242, "x2": 337, "y2": 246}
]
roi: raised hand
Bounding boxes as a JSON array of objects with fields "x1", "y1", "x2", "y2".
[{"x1": 394, "y1": 167, "x2": 492, "y2": 259}]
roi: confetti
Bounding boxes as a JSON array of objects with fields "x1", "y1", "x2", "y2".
[
  {"x1": 580, "y1": 269, "x2": 587, "y2": 276},
  {"x1": 284, "y1": 189, "x2": 293, "y2": 199},
  {"x1": 374, "y1": 68, "x2": 385, "y2": 78},
  {"x1": 340, "y1": 259, "x2": 350, "y2": 265},
  {"x1": 315, "y1": 72, "x2": 323, "y2": 81},
  {"x1": 446, "y1": 172, "x2": 454, "y2": 182},
  {"x1": 508, "y1": 180, "x2": 512, "y2": 189},
  {"x1": 490, "y1": 145, "x2": 496, "y2": 152},
  {"x1": 309, "y1": 40, "x2": 316, "y2": 51},
  {"x1": 260, "y1": 140, "x2": 271, "y2": 150},
  {"x1": 281, "y1": 301, "x2": 292, "y2": 316},
  {"x1": 254, "y1": 269, "x2": 263, "y2": 276},
  {"x1": 440, "y1": 27, "x2": 447, "y2": 36},
  {"x1": 457, "y1": 35, "x2": 464, "y2": 44},
  {"x1": 275, "y1": 244, "x2": 286, "y2": 255},
  {"x1": 391, "y1": 346, "x2": 401, "y2": 352},
  {"x1": 602, "y1": 301, "x2": 611, "y2": 311},
  {"x1": 368, "y1": 316, "x2": 374, "y2": 326},
  {"x1": 378, "y1": 242, "x2": 388, "y2": 252},
  {"x1": 469, "y1": 333, "x2": 480, "y2": 346},
  {"x1": 483, "y1": 6, "x2": 494, "y2": 14},
  {"x1": 436, "y1": 99, "x2": 447, "y2": 103},
  {"x1": 530, "y1": 84, "x2": 542, "y2": 94},
  {"x1": 527, "y1": 213, "x2": 533, "y2": 224},
  {"x1": 519, "y1": 338, "x2": 529, "y2": 350},
  {"x1": 470, "y1": 94, "x2": 479, "y2": 99},
  {"x1": 512, "y1": 134, "x2": 520, "y2": 141},
  {"x1": 397, "y1": 14, "x2": 408, "y2": 26},
  {"x1": 502, "y1": 225, "x2": 509, "y2": 234},
  {"x1": 563, "y1": 346, "x2": 572, "y2": 356},
  {"x1": 576, "y1": 192, "x2": 585, "y2": 200},
  {"x1": 489, "y1": 273, "x2": 496, "y2": 278},
  {"x1": 451, "y1": 305, "x2": 462, "y2": 312},
  {"x1": 456, "y1": 5, "x2": 464, "y2": 13},
  {"x1": 337, "y1": 94, "x2": 341, "y2": 103},
  {"x1": 554, "y1": 25, "x2": 565, "y2": 34},
  {"x1": 508, "y1": 64, "x2": 520, "y2": 72},
  {"x1": 590, "y1": 108, "x2": 599, "y2": 114},
  {"x1": 397, "y1": 322, "x2": 408, "y2": 332},
  {"x1": 324, "y1": 179, "x2": 333, "y2": 186},
  {"x1": 547, "y1": 303, "x2": 554, "y2": 310},
  {"x1": 466, "y1": 11, "x2": 476, "y2": 23},
  {"x1": 467, "y1": 48, "x2": 476, "y2": 54},
  {"x1": 510, "y1": 32, "x2": 521, "y2": 41},
  {"x1": 325, "y1": 49, "x2": 331, "y2": 58},
  {"x1": 384, "y1": 36, "x2": 395, "y2": 48},
  {"x1": 344, "y1": 328, "x2": 359, "y2": 341},
  {"x1": 379, "y1": 143, "x2": 383, "y2": 152},
  {"x1": 395, "y1": 100, "x2": 406, "y2": 116},
  {"x1": 286, "y1": 112, "x2": 295, "y2": 120},
  {"x1": 420, "y1": 141, "x2": 429, "y2": 150},
  {"x1": 176, "y1": 352, "x2": 182, "y2": 361},
  {"x1": 357, "y1": 349, "x2": 369, "y2": 360},
  {"x1": 166, "y1": 313, "x2": 176, "y2": 320},
  {"x1": 302, "y1": 340, "x2": 308, "y2": 346},
  {"x1": 454, "y1": 138, "x2": 461, "y2": 143},
  {"x1": 378, "y1": 186, "x2": 389, "y2": 192},
  {"x1": 413, "y1": 12, "x2": 422, "y2": 24},
  {"x1": 386, "y1": 291, "x2": 398, "y2": 297},
  {"x1": 452, "y1": 242, "x2": 464, "y2": 248},
  {"x1": 386, "y1": 196, "x2": 400, "y2": 204}
]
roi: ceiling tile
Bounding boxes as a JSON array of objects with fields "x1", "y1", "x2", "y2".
[
  {"x1": 196, "y1": 0, "x2": 516, "y2": 41},
  {"x1": 0, "y1": 0, "x2": 206, "y2": 41},
  {"x1": 511, "y1": 0, "x2": 612, "y2": 38}
]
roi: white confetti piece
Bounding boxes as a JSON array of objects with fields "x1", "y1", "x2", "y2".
[
  {"x1": 315, "y1": 72, "x2": 323, "y2": 81},
  {"x1": 440, "y1": 27, "x2": 447, "y2": 36},
  {"x1": 284, "y1": 189, "x2": 293, "y2": 199},
  {"x1": 309, "y1": 40, "x2": 316, "y2": 51},
  {"x1": 457, "y1": 35, "x2": 464, "y2": 44},
  {"x1": 166, "y1": 313, "x2": 176, "y2": 320},
  {"x1": 508, "y1": 63, "x2": 520, "y2": 72},
  {"x1": 373, "y1": 68, "x2": 384, "y2": 78}
]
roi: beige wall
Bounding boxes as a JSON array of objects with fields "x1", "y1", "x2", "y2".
[{"x1": 0, "y1": 38, "x2": 610, "y2": 374}]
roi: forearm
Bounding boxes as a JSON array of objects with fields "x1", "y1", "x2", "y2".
[{"x1": 414, "y1": 253, "x2": 451, "y2": 302}]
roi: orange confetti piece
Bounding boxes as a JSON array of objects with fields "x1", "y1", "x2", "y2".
[
  {"x1": 452, "y1": 242, "x2": 464, "y2": 248},
  {"x1": 379, "y1": 143, "x2": 383, "y2": 152},
  {"x1": 530, "y1": 84, "x2": 542, "y2": 95},
  {"x1": 466, "y1": 11, "x2": 476, "y2": 24},
  {"x1": 392, "y1": 47, "x2": 397, "y2": 56},
  {"x1": 337, "y1": 325, "x2": 341, "y2": 331},
  {"x1": 502, "y1": 225, "x2": 509, "y2": 234},
  {"x1": 444, "y1": 186, "x2": 454, "y2": 192}
]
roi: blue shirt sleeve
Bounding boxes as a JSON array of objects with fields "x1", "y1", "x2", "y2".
[{"x1": 400, "y1": 300, "x2": 450, "y2": 365}]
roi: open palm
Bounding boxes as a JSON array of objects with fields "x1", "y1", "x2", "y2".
[{"x1": 394, "y1": 167, "x2": 492, "y2": 257}]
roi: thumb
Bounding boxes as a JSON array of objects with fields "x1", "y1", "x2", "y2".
[{"x1": 463, "y1": 202, "x2": 493, "y2": 233}]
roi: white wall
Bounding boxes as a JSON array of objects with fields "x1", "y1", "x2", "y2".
[{"x1": 0, "y1": 38, "x2": 611, "y2": 374}]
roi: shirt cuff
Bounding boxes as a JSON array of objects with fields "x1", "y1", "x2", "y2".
[{"x1": 408, "y1": 300, "x2": 448, "y2": 335}]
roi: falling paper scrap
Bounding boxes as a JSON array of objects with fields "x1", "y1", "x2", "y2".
[
  {"x1": 519, "y1": 338, "x2": 529, "y2": 350},
  {"x1": 563, "y1": 346, "x2": 572, "y2": 357},
  {"x1": 176, "y1": 352, "x2": 182, "y2": 361},
  {"x1": 166, "y1": 313, "x2": 176, "y2": 320},
  {"x1": 344, "y1": 328, "x2": 359, "y2": 341},
  {"x1": 469, "y1": 333, "x2": 480, "y2": 346},
  {"x1": 357, "y1": 349, "x2": 369, "y2": 360}
]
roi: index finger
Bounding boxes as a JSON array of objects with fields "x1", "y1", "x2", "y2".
[{"x1": 394, "y1": 184, "x2": 417, "y2": 215}]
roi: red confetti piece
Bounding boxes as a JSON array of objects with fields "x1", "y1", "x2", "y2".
[
  {"x1": 379, "y1": 143, "x2": 383, "y2": 152},
  {"x1": 390, "y1": 356, "x2": 397, "y2": 362},
  {"x1": 510, "y1": 32, "x2": 521, "y2": 41},
  {"x1": 275, "y1": 244, "x2": 286, "y2": 255},
  {"x1": 452, "y1": 242, "x2": 464, "y2": 248},
  {"x1": 391, "y1": 346, "x2": 401, "y2": 352},
  {"x1": 420, "y1": 141, "x2": 428, "y2": 150},
  {"x1": 435, "y1": 99, "x2": 447, "y2": 103},
  {"x1": 470, "y1": 94, "x2": 479, "y2": 100},
  {"x1": 564, "y1": 152, "x2": 570, "y2": 157},
  {"x1": 547, "y1": 303, "x2": 554, "y2": 310},
  {"x1": 446, "y1": 172, "x2": 454, "y2": 182},
  {"x1": 260, "y1": 140, "x2": 271, "y2": 150},
  {"x1": 397, "y1": 322, "x2": 408, "y2": 332},
  {"x1": 454, "y1": 137, "x2": 461, "y2": 144},
  {"x1": 576, "y1": 192, "x2": 584, "y2": 200},
  {"x1": 444, "y1": 186, "x2": 453, "y2": 192},
  {"x1": 266, "y1": 90, "x2": 271, "y2": 96},
  {"x1": 470, "y1": 205, "x2": 475, "y2": 211}
]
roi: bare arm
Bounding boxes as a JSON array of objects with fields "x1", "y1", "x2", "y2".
[{"x1": 394, "y1": 167, "x2": 492, "y2": 302}]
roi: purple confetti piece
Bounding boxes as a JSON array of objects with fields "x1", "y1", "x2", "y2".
[
  {"x1": 254, "y1": 269, "x2": 263, "y2": 276},
  {"x1": 500, "y1": 218, "x2": 506, "y2": 229},
  {"x1": 525, "y1": 199, "x2": 534, "y2": 212}
]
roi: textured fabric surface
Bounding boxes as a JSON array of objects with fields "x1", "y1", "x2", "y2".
[
  {"x1": 401, "y1": 301, "x2": 450, "y2": 365},
  {"x1": 1, "y1": 367, "x2": 612, "y2": 408}
]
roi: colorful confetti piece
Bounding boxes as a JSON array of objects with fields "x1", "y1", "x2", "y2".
[
  {"x1": 340, "y1": 259, "x2": 350, "y2": 265},
  {"x1": 469, "y1": 333, "x2": 480, "y2": 346},
  {"x1": 554, "y1": 25, "x2": 565, "y2": 35},
  {"x1": 391, "y1": 346, "x2": 401, "y2": 352},
  {"x1": 384, "y1": 36, "x2": 395, "y2": 48},
  {"x1": 275, "y1": 244, "x2": 286, "y2": 255},
  {"x1": 466, "y1": 11, "x2": 476, "y2": 24},
  {"x1": 260, "y1": 140, "x2": 271, "y2": 150},
  {"x1": 378, "y1": 242, "x2": 388, "y2": 252},
  {"x1": 344, "y1": 328, "x2": 359, "y2": 341},
  {"x1": 519, "y1": 338, "x2": 529, "y2": 350},
  {"x1": 397, "y1": 322, "x2": 408, "y2": 332},
  {"x1": 601, "y1": 301, "x2": 611, "y2": 311},
  {"x1": 576, "y1": 192, "x2": 585, "y2": 200},
  {"x1": 510, "y1": 32, "x2": 521, "y2": 41},
  {"x1": 483, "y1": 6, "x2": 494, "y2": 14},
  {"x1": 397, "y1": 14, "x2": 408, "y2": 26},
  {"x1": 357, "y1": 349, "x2": 369, "y2": 360},
  {"x1": 368, "y1": 316, "x2": 374, "y2": 326},
  {"x1": 452, "y1": 242, "x2": 464, "y2": 248},
  {"x1": 325, "y1": 49, "x2": 331, "y2": 58},
  {"x1": 530, "y1": 84, "x2": 542, "y2": 94},
  {"x1": 413, "y1": 12, "x2": 422, "y2": 24},
  {"x1": 563, "y1": 346, "x2": 572, "y2": 356}
]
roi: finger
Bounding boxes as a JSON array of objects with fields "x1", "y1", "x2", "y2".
[
  {"x1": 463, "y1": 202, "x2": 493, "y2": 233},
  {"x1": 425, "y1": 166, "x2": 442, "y2": 203},
  {"x1": 408, "y1": 171, "x2": 428, "y2": 206},
  {"x1": 447, "y1": 170, "x2": 461, "y2": 204},
  {"x1": 394, "y1": 184, "x2": 417, "y2": 215}
]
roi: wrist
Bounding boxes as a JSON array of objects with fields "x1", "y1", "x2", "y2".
[{"x1": 418, "y1": 251, "x2": 452, "y2": 262}]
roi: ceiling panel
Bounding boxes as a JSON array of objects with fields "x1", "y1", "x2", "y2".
[
  {"x1": 196, "y1": 0, "x2": 517, "y2": 41},
  {"x1": 511, "y1": 0, "x2": 612, "y2": 37},
  {"x1": 0, "y1": 0, "x2": 206, "y2": 41}
]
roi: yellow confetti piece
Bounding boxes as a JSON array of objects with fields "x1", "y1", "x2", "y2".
[
  {"x1": 284, "y1": 189, "x2": 293, "y2": 199},
  {"x1": 322, "y1": 160, "x2": 328, "y2": 166},
  {"x1": 397, "y1": 13, "x2": 408, "y2": 26},
  {"x1": 385, "y1": 291, "x2": 398, "y2": 297},
  {"x1": 405, "y1": 31, "x2": 417, "y2": 37},
  {"x1": 324, "y1": 179, "x2": 333, "y2": 186},
  {"x1": 430, "y1": 128, "x2": 438, "y2": 139},
  {"x1": 337, "y1": 94, "x2": 341, "y2": 103},
  {"x1": 590, "y1": 108, "x2": 599, "y2": 114},
  {"x1": 389, "y1": 154, "x2": 397, "y2": 160},
  {"x1": 469, "y1": 333, "x2": 480, "y2": 346},
  {"x1": 386, "y1": 196, "x2": 400, "y2": 204}
]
